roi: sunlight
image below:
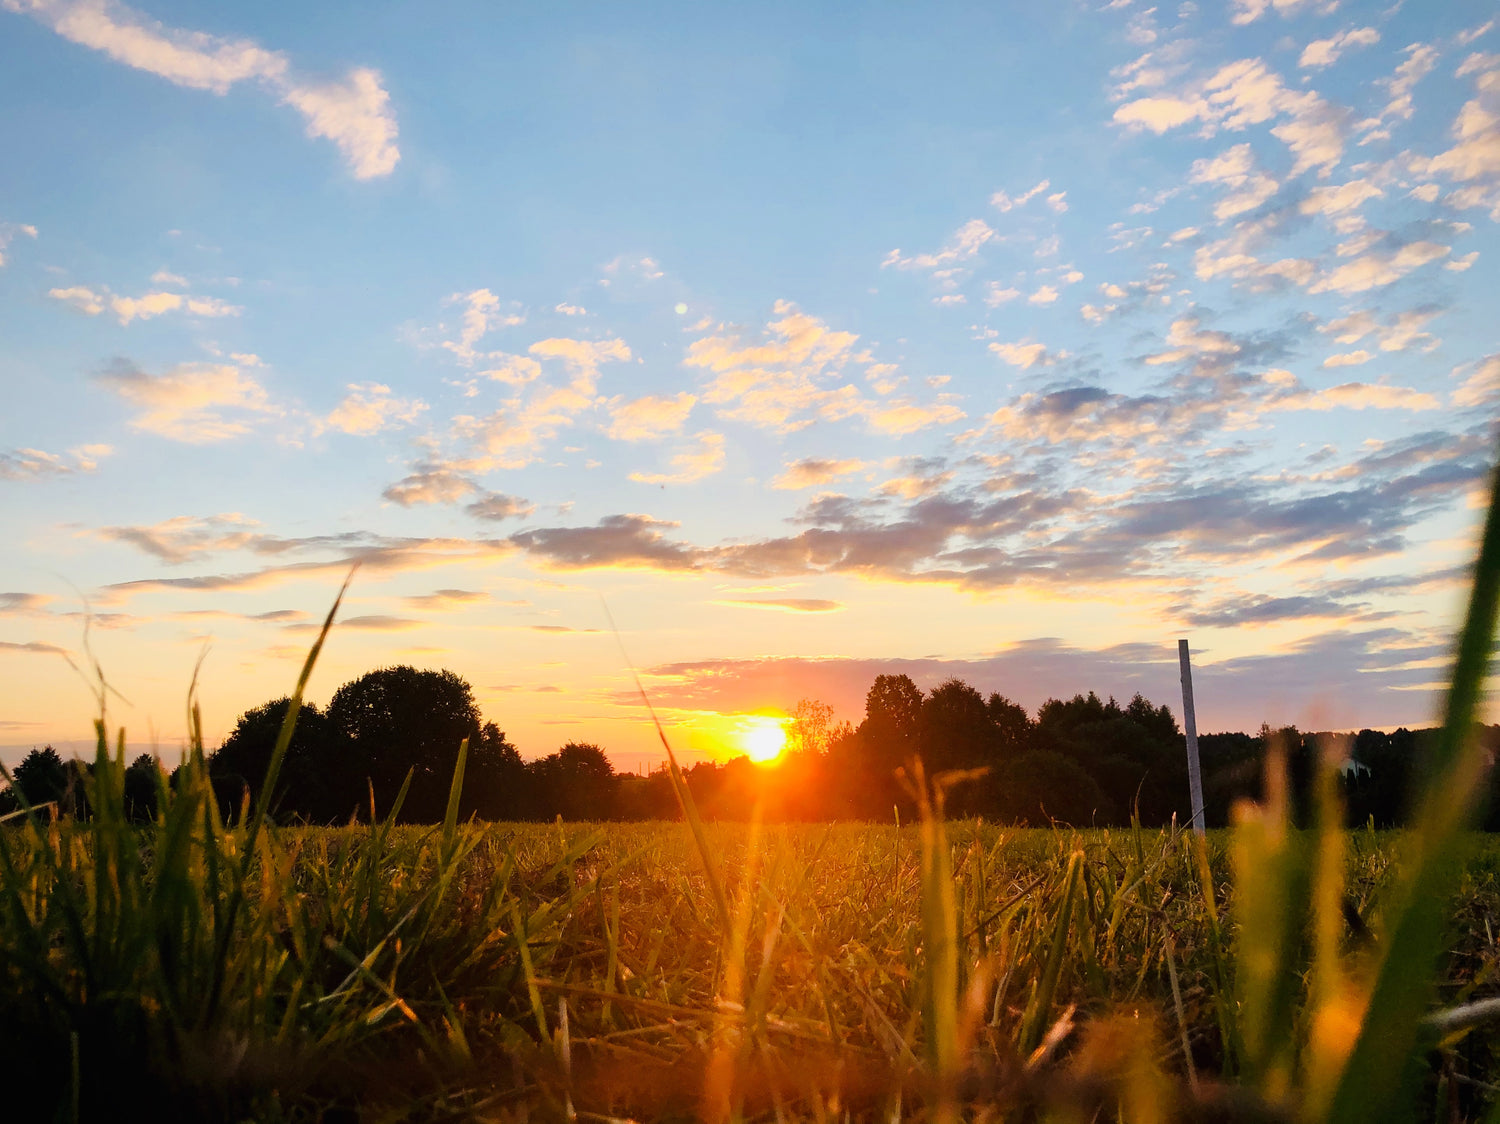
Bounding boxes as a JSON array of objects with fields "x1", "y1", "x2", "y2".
[{"x1": 739, "y1": 716, "x2": 789, "y2": 764}]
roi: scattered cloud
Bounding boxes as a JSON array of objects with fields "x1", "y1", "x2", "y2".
[
  {"x1": 1299, "y1": 28, "x2": 1379, "y2": 70},
  {"x1": 0, "y1": 443, "x2": 110, "y2": 480},
  {"x1": 1114, "y1": 57, "x2": 1350, "y2": 177},
  {"x1": 0, "y1": 220, "x2": 38, "y2": 266},
  {"x1": 95, "y1": 359, "x2": 277, "y2": 442},
  {"x1": 319, "y1": 383, "x2": 426, "y2": 436},
  {"x1": 441, "y1": 289, "x2": 524, "y2": 364},
  {"x1": 990, "y1": 180, "x2": 1051, "y2": 212},
  {"x1": 464, "y1": 492, "x2": 534, "y2": 521},
  {"x1": 628, "y1": 430, "x2": 726, "y2": 485},
  {"x1": 882, "y1": 218, "x2": 995, "y2": 271},
  {"x1": 604, "y1": 392, "x2": 696, "y2": 442},
  {"x1": 773, "y1": 457, "x2": 867, "y2": 490},
  {"x1": 1308, "y1": 240, "x2": 1449, "y2": 294},
  {"x1": 714, "y1": 598, "x2": 842, "y2": 613},
  {"x1": 402, "y1": 588, "x2": 488, "y2": 610},
  {"x1": 1191, "y1": 144, "x2": 1280, "y2": 221},
  {"x1": 0, "y1": 640, "x2": 71, "y2": 657},
  {"x1": 383, "y1": 463, "x2": 478, "y2": 506},
  {"x1": 989, "y1": 341, "x2": 1061, "y2": 369},
  {"x1": 8, "y1": 0, "x2": 399, "y2": 177},
  {"x1": 48, "y1": 283, "x2": 240, "y2": 324}
]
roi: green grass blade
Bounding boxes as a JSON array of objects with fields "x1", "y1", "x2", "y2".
[{"x1": 1324, "y1": 450, "x2": 1500, "y2": 1124}]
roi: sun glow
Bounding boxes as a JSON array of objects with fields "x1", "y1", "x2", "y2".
[{"x1": 739, "y1": 716, "x2": 789, "y2": 764}]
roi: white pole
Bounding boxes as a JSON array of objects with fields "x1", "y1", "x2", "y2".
[{"x1": 1178, "y1": 638, "x2": 1206, "y2": 835}]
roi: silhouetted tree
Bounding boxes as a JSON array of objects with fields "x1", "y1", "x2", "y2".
[
  {"x1": 326, "y1": 666, "x2": 482, "y2": 823},
  {"x1": 853, "y1": 674, "x2": 924, "y2": 815},
  {"x1": 531, "y1": 742, "x2": 616, "y2": 820},
  {"x1": 464, "y1": 721, "x2": 527, "y2": 819},
  {"x1": 1034, "y1": 692, "x2": 1183, "y2": 825},
  {"x1": 122, "y1": 754, "x2": 164, "y2": 822},
  {"x1": 998, "y1": 750, "x2": 1110, "y2": 825},
  {"x1": 211, "y1": 697, "x2": 335, "y2": 821},
  {"x1": 8, "y1": 746, "x2": 69, "y2": 813}
]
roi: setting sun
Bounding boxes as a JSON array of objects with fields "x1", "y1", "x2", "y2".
[{"x1": 739, "y1": 717, "x2": 789, "y2": 764}]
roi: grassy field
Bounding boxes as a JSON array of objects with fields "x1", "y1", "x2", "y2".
[{"x1": 4, "y1": 780, "x2": 1500, "y2": 1121}]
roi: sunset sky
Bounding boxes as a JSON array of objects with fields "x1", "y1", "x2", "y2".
[{"x1": 3, "y1": 0, "x2": 1499, "y2": 770}]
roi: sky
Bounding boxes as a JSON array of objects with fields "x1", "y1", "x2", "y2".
[{"x1": 3, "y1": 0, "x2": 1499, "y2": 771}]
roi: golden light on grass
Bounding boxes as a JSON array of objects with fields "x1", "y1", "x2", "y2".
[{"x1": 738, "y1": 715, "x2": 789, "y2": 764}]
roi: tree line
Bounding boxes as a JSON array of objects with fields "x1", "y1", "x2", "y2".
[{"x1": 3, "y1": 664, "x2": 1494, "y2": 828}]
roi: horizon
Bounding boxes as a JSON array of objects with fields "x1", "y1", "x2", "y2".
[{"x1": 4, "y1": 0, "x2": 1500, "y2": 771}]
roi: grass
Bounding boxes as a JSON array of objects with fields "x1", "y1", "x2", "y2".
[{"x1": 3, "y1": 458, "x2": 1500, "y2": 1120}]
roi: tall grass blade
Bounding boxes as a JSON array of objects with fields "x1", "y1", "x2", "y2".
[
  {"x1": 203, "y1": 568, "x2": 352, "y2": 1026},
  {"x1": 1324, "y1": 450, "x2": 1500, "y2": 1124}
]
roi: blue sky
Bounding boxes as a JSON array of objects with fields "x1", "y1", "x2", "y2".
[{"x1": 2, "y1": 0, "x2": 1498, "y2": 769}]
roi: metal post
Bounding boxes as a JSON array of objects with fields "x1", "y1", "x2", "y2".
[{"x1": 1178, "y1": 638, "x2": 1206, "y2": 835}]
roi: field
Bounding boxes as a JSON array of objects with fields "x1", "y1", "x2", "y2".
[{"x1": 4, "y1": 775, "x2": 1500, "y2": 1122}]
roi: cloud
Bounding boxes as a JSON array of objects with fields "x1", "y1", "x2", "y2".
[
  {"x1": 715, "y1": 598, "x2": 843, "y2": 613},
  {"x1": 984, "y1": 283, "x2": 1021, "y2": 306},
  {"x1": 989, "y1": 341, "x2": 1059, "y2": 369},
  {"x1": 442, "y1": 289, "x2": 524, "y2": 364},
  {"x1": 447, "y1": 334, "x2": 633, "y2": 467},
  {"x1": 383, "y1": 464, "x2": 478, "y2": 506},
  {"x1": 278, "y1": 68, "x2": 399, "y2": 180},
  {"x1": 528, "y1": 336, "x2": 633, "y2": 381},
  {"x1": 103, "y1": 534, "x2": 518, "y2": 599},
  {"x1": 1028, "y1": 285, "x2": 1060, "y2": 305},
  {"x1": 285, "y1": 613, "x2": 420, "y2": 633},
  {"x1": 0, "y1": 592, "x2": 52, "y2": 614},
  {"x1": 1452, "y1": 355, "x2": 1500, "y2": 408},
  {"x1": 1229, "y1": 0, "x2": 1326, "y2": 25},
  {"x1": 1371, "y1": 44, "x2": 1438, "y2": 125},
  {"x1": 633, "y1": 627, "x2": 1448, "y2": 732},
  {"x1": 464, "y1": 492, "x2": 533, "y2": 521},
  {"x1": 8, "y1": 0, "x2": 399, "y2": 178},
  {"x1": 0, "y1": 220, "x2": 38, "y2": 266},
  {"x1": 0, "y1": 640, "x2": 71, "y2": 657},
  {"x1": 1191, "y1": 143, "x2": 1280, "y2": 221},
  {"x1": 379, "y1": 459, "x2": 534, "y2": 520},
  {"x1": 628, "y1": 430, "x2": 726, "y2": 485},
  {"x1": 859, "y1": 397, "x2": 965, "y2": 436},
  {"x1": 1319, "y1": 307, "x2": 1441, "y2": 352},
  {"x1": 320, "y1": 383, "x2": 426, "y2": 436},
  {"x1": 1275, "y1": 381, "x2": 1440, "y2": 413},
  {"x1": 402, "y1": 588, "x2": 487, "y2": 609},
  {"x1": 879, "y1": 457, "x2": 955, "y2": 499},
  {"x1": 772, "y1": 457, "x2": 867, "y2": 490},
  {"x1": 97, "y1": 513, "x2": 266, "y2": 563},
  {"x1": 604, "y1": 391, "x2": 696, "y2": 441},
  {"x1": 1298, "y1": 179, "x2": 1383, "y2": 217},
  {"x1": 95, "y1": 358, "x2": 277, "y2": 442},
  {"x1": 1423, "y1": 53, "x2": 1500, "y2": 214},
  {"x1": 510, "y1": 514, "x2": 707, "y2": 573},
  {"x1": 1115, "y1": 57, "x2": 1349, "y2": 177},
  {"x1": 0, "y1": 443, "x2": 111, "y2": 479},
  {"x1": 989, "y1": 180, "x2": 1051, "y2": 212},
  {"x1": 882, "y1": 218, "x2": 996, "y2": 271},
  {"x1": 687, "y1": 303, "x2": 954, "y2": 435},
  {"x1": 1308, "y1": 240, "x2": 1450, "y2": 294},
  {"x1": 49, "y1": 285, "x2": 243, "y2": 325},
  {"x1": 1322, "y1": 350, "x2": 1372, "y2": 368},
  {"x1": 1299, "y1": 28, "x2": 1379, "y2": 69}
]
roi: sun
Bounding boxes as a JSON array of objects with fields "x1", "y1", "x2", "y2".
[{"x1": 739, "y1": 717, "x2": 788, "y2": 764}]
